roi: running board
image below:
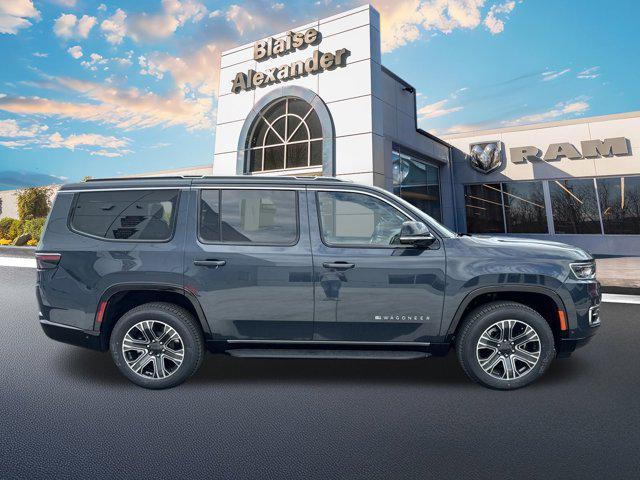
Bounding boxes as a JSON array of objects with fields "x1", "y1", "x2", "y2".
[{"x1": 226, "y1": 348, "x2": 430, "y2": 360}]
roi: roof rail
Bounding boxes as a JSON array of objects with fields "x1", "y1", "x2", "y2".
[{"x1": 83, "y1": 175, "x2": 348, "y2": 182}]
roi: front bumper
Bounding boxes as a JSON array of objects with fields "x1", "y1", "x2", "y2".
[
  {"x1": 556, "y1": 281, "x2": 601, "y2": 357},
  {"x1": 40, "y1": 319, "x2": 102, "y2": 350}
]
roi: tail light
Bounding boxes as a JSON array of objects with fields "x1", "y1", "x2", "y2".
[{"x1": 36, "y1": 253, "x2": 61, "y2": 269}]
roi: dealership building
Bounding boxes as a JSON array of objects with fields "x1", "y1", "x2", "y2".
[{"x1": 213, "y1": 4, "x2": 640, "y2": 257}]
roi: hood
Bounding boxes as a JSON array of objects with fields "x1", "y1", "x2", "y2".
[{"x1": 455, "y1": 235, "x2": 592, "y2": 261}]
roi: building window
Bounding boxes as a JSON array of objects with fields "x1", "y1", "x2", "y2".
[
  {"x1": 316, "y1": 191, "x2": 409, "y2": 247},
  {"x1": 550, "y1": 179, "x2": 602, "y2": 234},
  {"x1": 464, "y1": 181, "x2": 548, "y2": 234},
  {"x1": 501, "y1": 181, "x2": 548, "y2": 233},
  {"x1": 248, "y1": 97, "x2": 323, "y2": 172},
  {"x1": 199, "y1": 189, "x2": 298, "y2": 245},
  {"x1": 392, "y1": 149, "x2": 441, "y2": 221},
  {"x1": 597, "y1": 176, "x2": 640, "y2": 234},
  {"x1": 71, "y1": 190, "x2": 179, "y2": 241},
  {"x1": 464, "y1": 184, "x2": 505, "y2": 234}
]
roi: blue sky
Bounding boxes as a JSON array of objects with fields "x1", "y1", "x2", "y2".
[{"x1": 0, "y1": 0, "x2": 639, "y2": 187}]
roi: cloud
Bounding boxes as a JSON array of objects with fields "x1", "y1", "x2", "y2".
[
  {"x1": 90, "y1": 149, "x2": 127, "y2": 157},
  {"x1": 577, "y1": 66, "x2": 600, "y2": 79},
  {"x1": 100, "y1": 8, "x2": 126, "y2": 44},
  {"x1": 0, "y1": 0, "x2": 40, "y2": 34},
  {"x1": 67, "y1": 45, "x2": 83, "y2": 59},
  {"x1": 98, "y1": 3, "x2": 107, "y2": 12},
  {"x1": 502, "y1": 99, "x2": 590, "y2": 126},
  {"x1": 53, "y1": 13, "x2": 96, "y2": 39},
  {"x1": 371, "y1": 0, "x2": 522, "y2": 52},
  {"x1": 128, "y1": 0, "x2": 208, "y2": 41},
  {"x1": 0, "y1": 76, "x2": 214, "y2": 131},
  {"x1": 0, "y1": 119, "x2": 48, "y2": 138},
  {"x1": 226, "y1": 4, "x2": 264, "y2": 35},
  {"x1": 0, "y1": 119, "x2": 131, "y2": 157},
  {"x1": 49, "y1": 0, "x2": 77, "y2": 6},
  {"x1": 541, "y1": 68, "x2": 571, "y2": 81},
  {"x1": 138, "y1": 43, "x2": 220, "y2": 95},
  {"x1": 45, "y1": 132, "x2": 130, "y2": 151},
  {"x1": 80, "y1": 52, "x2": 107, "y2": 70},
  {"x1": 418, "y1": 98, "x2": 463, "y2": 120},
  {"x1": 484, "y1": 0, "x2": 515, "y2": 34},
  {"x1": 33, "y1": 52, "x2": 48, "y2": 57},
  {"x1": 272, "y1": 3, "x2": 285, "y2": 11}
]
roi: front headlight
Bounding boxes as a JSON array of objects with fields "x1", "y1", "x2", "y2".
[{"x1": 570, "y1": 261, "x2": 596, "y2": 280}]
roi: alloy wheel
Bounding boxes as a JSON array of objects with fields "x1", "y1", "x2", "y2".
[
  {"x1": 121, "y1": 320, "x2": 184, "y2": 379},
  {"x1": 475, "y1": 319, "x2": 541, "y2": 380}
]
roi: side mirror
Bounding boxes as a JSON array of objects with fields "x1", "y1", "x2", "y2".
[{"x1": 399, "y1": 221, "x2": 436, "y2": 247}]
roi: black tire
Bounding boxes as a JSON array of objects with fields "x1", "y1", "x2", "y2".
[
  {"x1": 110, "y1": 302, "x2": 205, "y2": 389},
  {"x1": 455, "y1": 301, "x2": 555, "y2": 390}
]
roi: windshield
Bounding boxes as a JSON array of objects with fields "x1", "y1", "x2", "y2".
[{"x1": 369, "y1": 185, "x2": 457, "y2": 238}]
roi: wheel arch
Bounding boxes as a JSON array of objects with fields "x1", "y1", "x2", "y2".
[
  {"x1": 95, "y1": 283, "x2": 210, "y2": 350},
  {"x1": 447, "y1": 285, "x2": 567, "y2": 339}
]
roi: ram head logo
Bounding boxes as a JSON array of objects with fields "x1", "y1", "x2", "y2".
[{"x1": 469, "y1": 141, "x2": 503, "y2": 174}]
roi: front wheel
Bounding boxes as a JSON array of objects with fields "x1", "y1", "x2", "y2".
[
  {"x1": 456, "y1": 301, "x2": 555, "y2": 390},
  {"x1": 110, "y1": 302, "x2": 205, "y2": 389}
]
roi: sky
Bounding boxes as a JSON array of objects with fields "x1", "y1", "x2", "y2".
[{"x1": 0, "y1": 0, "x2": 639, "y2": 187}]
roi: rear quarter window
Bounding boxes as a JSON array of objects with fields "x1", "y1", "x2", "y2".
[{"x1": 70, "y1": 189, "x2": 179, "y2": 241}]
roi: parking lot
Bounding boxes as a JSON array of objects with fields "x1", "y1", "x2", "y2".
[{"x1": 1, "y1": 263, "x2": 639, "y2": 480}]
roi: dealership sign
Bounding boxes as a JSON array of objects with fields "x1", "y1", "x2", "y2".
[
  {"x1": 510, "y1": 137, "x2": 630, "y2": 163},
  {"x1": 231, "y1": 28, "x2": 351, "y2": 94}
]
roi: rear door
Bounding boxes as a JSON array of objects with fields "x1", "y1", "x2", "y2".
[
  {"x1": 308, "y1": 188, "x2": 446, "y2": 343},
  {"x1": 183, "y1": 185, "x2": 314, "y2": 341}
]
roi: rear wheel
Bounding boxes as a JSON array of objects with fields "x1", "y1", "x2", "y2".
[
  {"x1": 456, "y1": 301, "x2": 555, "y2": 390},
  {"x1": 110, "y1": 302, "x2": 204, "y2": 389}
]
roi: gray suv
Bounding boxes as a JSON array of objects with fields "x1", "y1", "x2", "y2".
[{"x1": 36, "y1": 176, "x2": 601, "y2": 389}]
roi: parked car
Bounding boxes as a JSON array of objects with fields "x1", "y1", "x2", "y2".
[{"x1": 36, "y1": 176, "x2": 601, "y2": 389}]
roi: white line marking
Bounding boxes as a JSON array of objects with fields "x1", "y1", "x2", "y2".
[
  {"x1": 601, "y1": 294, "x2": 640, "y2": 305},
  {"x1": 0, "y1": 257, "x2": 36, "y2": 269}
]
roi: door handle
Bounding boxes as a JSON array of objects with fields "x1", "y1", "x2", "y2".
[
  {"x1": 322, "y1": 261, "x2": 355, "y2": 270},
  {"x1": 193, "y1": 260, "x2": 227, "y2": 268}
]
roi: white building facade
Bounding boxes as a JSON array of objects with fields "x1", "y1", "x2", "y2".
[{"x1": 213, "y1": 4, "x2": 455, "y2": 227}]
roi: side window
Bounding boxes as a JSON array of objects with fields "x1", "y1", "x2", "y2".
[
  {"x1": 199, "y1": 189, "x2": 298, "y2": 245},
  {"x1": 71, "y1": 190, "x2": 179, "y2": 241},
  {"x1": 317, "y1": 191, "x2": 409, "y2": 247}
]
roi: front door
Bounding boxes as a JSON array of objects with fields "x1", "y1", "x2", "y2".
[
  {"x1": 308, "y1": 189, "x2": 446, "y2": 343},
  {"x1": 184, "y1": 186, "x2": 314, "y2": 341}
]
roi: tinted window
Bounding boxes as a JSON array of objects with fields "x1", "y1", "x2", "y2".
[
  {"x1": 550, "y1": 179, "x2": 602, "y2": 234},
  {"x1": 464, "y1": 183, "x2": 505, "y2": 234},
  {"x1": 392, "y1": 150, "x2": 441, "y2": 221},
  {"x1": 317, "y1": 191, "x2": 409, "y2": 247},
  {"x1": 597, "y1": 176, "x2": 640, "y2": 234},
  {"x1": 502, "y1": 181, "x2": 548, "y2": 233},
  {"x1": 71, "y1": 190, "x2": 179, "y2": 240},
  {"x1": 199, "y1": 189, "x2": 298, "y2": 244}
]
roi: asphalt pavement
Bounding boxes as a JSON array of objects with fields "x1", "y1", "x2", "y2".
[{"x1": 1, "y1": 266, "x2": 639, "y2": 480}]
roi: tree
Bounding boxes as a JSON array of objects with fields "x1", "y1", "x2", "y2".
[{"x1": 16, "y1": 186, "x2": 51, "y2": 221}]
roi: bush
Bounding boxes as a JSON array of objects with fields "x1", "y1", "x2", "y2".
[
  {"x1": 0, "y1": 239, "x2": 11, "y2": 245},
  {"x1": 0, "y1": 217, "x2": 15, "y2": 239},
  {"x1": 7, "y1": 219, "x2": 24, "y2": 241},
  {"x1": 26, "y1": 239, "x2": 38, "y2": 246},
  {"x1": 16, "y1": 187, "x2": 51, "y2": 221},
  {"x1": 23, "y1": 217, "x2": 46, "y2": 243}
]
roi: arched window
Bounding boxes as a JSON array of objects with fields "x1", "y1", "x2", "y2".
[{"x1": 248, "y1": 97, "x2": 324, "y2": 172}]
